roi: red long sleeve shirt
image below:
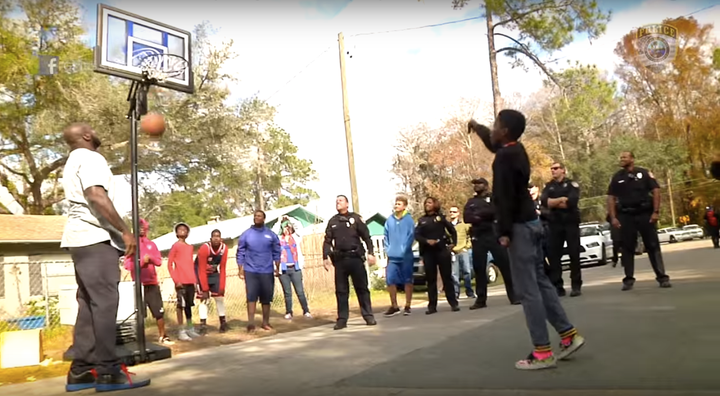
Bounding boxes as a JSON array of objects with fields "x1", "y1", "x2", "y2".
[
  {"x1": 196, "y1": 242, "x2": 228, "y2": 294},
  {"x1": 168, "y1": 241, "x2": 196, "y2": 285}
]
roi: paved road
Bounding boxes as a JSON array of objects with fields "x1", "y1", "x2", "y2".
[{"x1": 9, "y1": 240, "x2": 720, "y2": 396}]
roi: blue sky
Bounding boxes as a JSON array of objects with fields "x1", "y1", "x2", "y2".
[{"x1": 36, "y1": 0, "x2": 720, "y2": 218}]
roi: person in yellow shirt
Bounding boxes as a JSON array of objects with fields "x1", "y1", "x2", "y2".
[{"x1": 448, "y1": 206, "x2": 476, "y2": 300}]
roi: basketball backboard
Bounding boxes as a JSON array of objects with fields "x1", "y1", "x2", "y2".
[{"x1": 94, "y1": 4, "x2": 194, "y2": 94}]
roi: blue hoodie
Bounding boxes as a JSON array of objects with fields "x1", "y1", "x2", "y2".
[
  {"x1": 384, "y1": 211, "x2": 415, "y2": 261},
  {"x1": 237, "y1": 226, "x2": 281, "y2": 274}
]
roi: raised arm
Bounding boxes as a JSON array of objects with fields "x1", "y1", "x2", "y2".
[{"x1": 468, "y1": 120, "x2": 495, "y2": 153}]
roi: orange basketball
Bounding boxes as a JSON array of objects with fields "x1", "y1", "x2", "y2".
[{"x1": 140, "y1": 113, "x2": 166, "y2": 137}]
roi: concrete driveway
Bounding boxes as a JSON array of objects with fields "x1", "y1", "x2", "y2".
[{"x1": 8, "y1": 239, "x2": 720, "y2": 396}]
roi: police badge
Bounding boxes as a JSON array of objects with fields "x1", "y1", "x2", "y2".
[
  {"x1": 636, "y1": 24, "x2": 678, "y2": 72},
  {"x1": 349, "y1": 217, "x2": 355, "y2": 225},
  {"x1": 435, "y1": 216, "x2": 441, "y2": 222},
  {"x1": 571, "y1": 181, "x2": 579, "y2": 188}
]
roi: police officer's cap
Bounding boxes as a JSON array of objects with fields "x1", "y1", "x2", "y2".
[{"x1": 471, "y1": 177, "x2": 488, "y2": 185}]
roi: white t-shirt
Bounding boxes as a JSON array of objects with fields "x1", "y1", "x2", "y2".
[{"x1": 60, "y1": 148, "x2": 124, "y2": 250}]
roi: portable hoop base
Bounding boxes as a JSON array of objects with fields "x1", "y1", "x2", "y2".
[{"x1": 124, "y1": 71, "x2": 172, "y2": 365}]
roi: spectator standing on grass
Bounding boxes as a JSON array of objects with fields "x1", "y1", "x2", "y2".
[
  {"x1": 168, "y1": 222, "x2": 201, "y2": 341},
  {"x1": 123, "y1": 218, "x2": 174, "y2": 345},
  {"x1": 383, "y1": 195, "x2": 416, "y2": 317},
  {"x1": 195, "y1": 229, "x2": 230, "y2": 335},
  {"x1": 272, "y1": 216, "x2": 313, "y2": 320},
  {"x1": 448, "y1": 205, "x2": 475, "y2": 300},
  {"x1": 237, "y1": 210, "x2": 281, "y2": 332}
]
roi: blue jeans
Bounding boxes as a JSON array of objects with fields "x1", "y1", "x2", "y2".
[
  {"x1": 278, "y1": 266, "x2": 310, "y2": 315},
  {"x1": 507, "y1": 220, "x2": 574, "y2": 347},
  {"x1": 452, "y1": 251, "x2": 474, "y2": 296}
]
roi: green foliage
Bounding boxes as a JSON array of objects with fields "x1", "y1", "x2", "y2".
[
  {"x1": 0, "y1": 2, "x2": 317, "y2": 225},
  {"x1": 368, "y1": 265, "x2": 387, "y2": 291},
  {"x1": 452, "y1": 0, "x2": 611, "y2": 71},
  {"x1": 569, "y1": 135, "x2": 689, "y2": 222},
  {"x1": 713, "y1": 47, "x2": 720, "y2": 71},
  {"x1": 24, "y1": 296, "x2": 60, "y2": 328}
]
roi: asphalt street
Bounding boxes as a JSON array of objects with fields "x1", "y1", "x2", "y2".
[{"x1": 6, "y1": 239, "x2": 720, "y2": 396}]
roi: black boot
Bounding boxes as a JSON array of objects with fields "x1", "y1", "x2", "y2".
[{"x1": 219, "y1": 316, "x2": 229, "y2": 333}]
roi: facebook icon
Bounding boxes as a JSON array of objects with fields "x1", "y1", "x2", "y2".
[{"x1": 38, "y1": 55, "x2": 59, "y2": 76}]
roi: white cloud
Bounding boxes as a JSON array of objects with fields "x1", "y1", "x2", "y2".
[{"x1": 100, "y1": 0, "x2": 720, "y2": 219}]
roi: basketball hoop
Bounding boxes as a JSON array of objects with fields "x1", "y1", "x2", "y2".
[{"x1": 138, "y1": 53, "x2": 189, "y2": 83}]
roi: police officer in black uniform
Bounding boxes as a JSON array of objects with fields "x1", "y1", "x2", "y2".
[
  {"x1": 415, "y1": 197, "x2": 460, "y2": 314},
  {"x1": 463, "y1": 178, "x2": 517, "y2": 308},
  {"x1": 541, "y1": 162, "x2": 583, "y2": 297},
  {"x1": 322, "y1": 195, "x2": 377, "y2": 330},
  {"x1": 607, "y1": 151, "x2": 671, "y2": 291}
]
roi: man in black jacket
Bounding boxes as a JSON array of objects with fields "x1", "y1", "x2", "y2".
[
  {"x1": 463, "y1": 178, "x2": 518, "y2": 308},
  {"x1": 529, "y1": 183, "x2": 550, "y2": 267}
]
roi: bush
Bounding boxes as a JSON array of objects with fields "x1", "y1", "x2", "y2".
[{"x1": 368, "y1": 265, "x2": 386, "y2": 291}]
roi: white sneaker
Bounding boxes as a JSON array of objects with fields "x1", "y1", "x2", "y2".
[
  {"x1": 303, "y1": 312, "x2": 312, "y2": 319},
  {"x1": 284, "y1": 313, "x2": 293, "y2": 320},
  {"x1": 186, "y1": 328, "x2": 201, "y2": 338},
  {"x1": 159, "y1": 336, "x2": 175, "y2": 345},
  {"x1": 178, "y1": 330, "x2": 192, "y2": 341}
]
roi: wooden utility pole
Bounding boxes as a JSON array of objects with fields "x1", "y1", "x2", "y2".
[
  {"x1": 485, "y1": 8, "x2": 502, "y2": 116},
  {"x1": 667, "y1": 171, "x2": 676, "y2": 227},
  {"x1": 337, "y1": 32, "x2": 361, "y2": 214}
]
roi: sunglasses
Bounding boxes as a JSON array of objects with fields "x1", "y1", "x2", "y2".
[{"x1": 449, "y1": 210, "x2": 458, "y2": 213}]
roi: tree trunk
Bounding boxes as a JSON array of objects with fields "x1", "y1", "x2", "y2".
[
  {"x1": 255, "y1": 146, "x2": 265, "y2": 211},
  {"x1": 485, "y1": 9, "x2": 502, "y2": 116}
]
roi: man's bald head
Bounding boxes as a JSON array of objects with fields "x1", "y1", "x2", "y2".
[{"x1": 63, "y1": 123, "x2": 101, "y2": 150}]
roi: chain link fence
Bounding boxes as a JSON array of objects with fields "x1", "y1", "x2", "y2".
[{"x1": 0, "y1": 233, "x2": 342, "y2": 337}]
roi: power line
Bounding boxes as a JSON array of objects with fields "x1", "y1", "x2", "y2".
[
  {"x1": 264, "y1": 44, "x2": 334, "y2": 101},
  {"x1": 684, "y1": 3, "x2": 718, "y2": 17},
  {"x1": 348, "y1": 16, "x2": 482, "y2": 38}
]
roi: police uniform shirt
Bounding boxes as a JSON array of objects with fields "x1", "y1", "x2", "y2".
[
  {"x1": 607, "y1": 167, "x2": 659, "y2": 212},
  {"x1": 541, "y1": 178, "x2": 581, "y2": 224},
  {"x1": 322, "y1": 212, "x2": 374, "y2": 259},
  {"x1": 415, "y1": 214, "x2": 457, "y2": 253}
]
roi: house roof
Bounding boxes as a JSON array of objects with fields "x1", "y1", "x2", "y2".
[
  {"x1": 152, "y1": 204, "x2": 323, "y2": 252},
  {"x1": 0, "y1": 215, "x2": 68, "y2": 243},
  {"x1": 365, "y1": 212, "x2": 388, "y2": 225}
]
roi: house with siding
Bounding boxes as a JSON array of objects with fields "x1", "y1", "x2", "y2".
[{"x1": 0, "y1": 215, "x2": 73, "y2": 317}]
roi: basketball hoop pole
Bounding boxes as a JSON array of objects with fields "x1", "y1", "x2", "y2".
[{"x1": 126, "y1": 74, "x2": 152, "y2": 363}]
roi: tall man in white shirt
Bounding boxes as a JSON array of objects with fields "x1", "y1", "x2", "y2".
[{"x1": 61, "y1": 123, "x2": 150, "y2": 392}]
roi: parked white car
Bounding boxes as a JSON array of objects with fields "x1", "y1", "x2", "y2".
[
  {"x1": 657, "y1": 227, "x2": 694, "y2": 243},
  {"x1": 682, "y1": 224, "x2": 705, "y2": 239},
  {"x1": 561, "y1": 223, "x2": 614, "y2": 267}
]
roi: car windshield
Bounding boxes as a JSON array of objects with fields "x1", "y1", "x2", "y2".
[
  {"x1": 579, "y1": 226, "x2": 598, "y2": 237},
  {"x1": 684, "y1": 225, "x2": 699, "y2": 229}
]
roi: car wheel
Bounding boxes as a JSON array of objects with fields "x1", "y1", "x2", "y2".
[
  {"x1": 487, "y1": 263, "x2": 498, "y2": 284},
  {"x1": 599, "y1": 244, "x2": 607, "y2": 266},
  {"x1": 669, "y1": 235, "x2": 677, "y2": 243}
]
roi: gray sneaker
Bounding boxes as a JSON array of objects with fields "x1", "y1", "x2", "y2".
[
  {"x1": 515, "y1": 352, "x2": 557, "y2": 370},
  {"x1": 557, "y1": 334, "x2": 586, "y2": 360}
]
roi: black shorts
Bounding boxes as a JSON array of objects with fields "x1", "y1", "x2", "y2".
[
  {"x1": 245, "y1": 271, "x2": 274, "y2": 305},
  {"x1": 143, "y1": 284, "x2": 165, "y2": 320},
  {"x1": 207, "y1": 273, "x2": 220, "y2": 294},
  {"x1": 176, "y1": 284, "x2": 195, "y2": 308}
]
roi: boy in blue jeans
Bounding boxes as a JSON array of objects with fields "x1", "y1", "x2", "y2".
[
  {"x1": 383, "y1": 195, "x2": 416, "y2": 317},
  {"x1": 468, "y1": 110, "x2": 585, "y2": 370}
]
